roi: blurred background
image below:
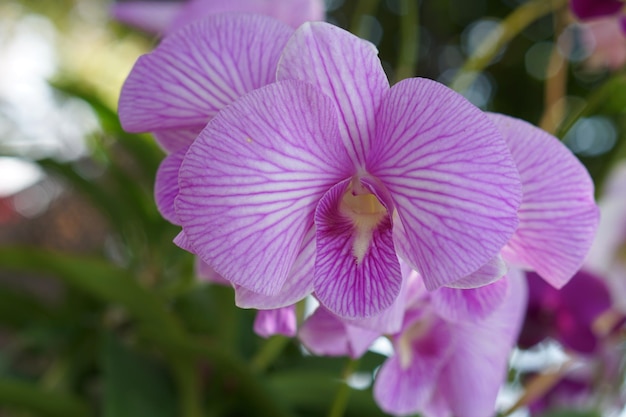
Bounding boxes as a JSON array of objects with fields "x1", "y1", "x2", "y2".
[{"x1": 0, "y1": 0, "x2": 625, "y2": 416}]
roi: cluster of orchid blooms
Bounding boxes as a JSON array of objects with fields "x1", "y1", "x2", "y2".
[{"x1": 114, "y1": 0, "x2": 624, "y2": 415}]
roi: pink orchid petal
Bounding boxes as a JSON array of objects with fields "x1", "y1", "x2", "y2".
[
  {"x1": 439, "y1": 268, "x2": 527, "y2": 417},
  {"x1": 235, "y1": 228, "x2": 316, "y2": 309},
  {"x1": 431, "y1": 276, "x2": 509, "y2": 323},
  {"x1": 176, "y1": 80, "x2": 351, "y2": 295},
  {"x1": 446, "y1": 255, "x2": 507, "y2": 289},
  {"x1": 173, "y1": 230, "x2": 195, "y2": 254},
  {"x1": 119, "y1": 13, "x2": 292, "y2": 133},
  {"x1": 370, "y1": 78, "x2": 522, "y2": 290},
  {"x1": 170, "y1": 0, "x2": 325, "y2": 33},
  {"x1": 570, "y1": 0, "x2": 623, "y2": 20},
  {"x1": 253, "y1": 305, "x2": 297, "y2": 338},
  {"x1": 277, "y1": 22, "x2": 389, "y2": 167},
  {"x1": 490, "y1": 113, "x2": 599, "y2": 288},
  {"x1": 299, "y1": 306, "x2": 379, "y2": 358},
  {"x1": 154, "y1": 150, "x2": 185, "y2": 225},
  {"x1": 154, "y1": 127, "x2": 203, "y2": 154},
  {"x1": 314, "y1": 179, "x2": 402, "y2": 318},
  {"x1": 111, "y1": 1, "x2": 182, "y2": 34},
  {"x1": 374, "y1": 318, "x2": 455, "y2": 416}
]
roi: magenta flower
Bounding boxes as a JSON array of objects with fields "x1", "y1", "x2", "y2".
[
  {"x1": 112, "y1": 0, "x2": 325, "y2": 34},
  {"x1": 175, "y1": 22, "x2": 523, "y2": 319},
  {"x1": 371, "y1": 268, "x2": 527, "y2": 417},
  {"x1": 519, "y1": 269, "x2": 613, "y2": 354},
  {"x1": 570, "y1": 0, "x2": 626, "y2": 36}
]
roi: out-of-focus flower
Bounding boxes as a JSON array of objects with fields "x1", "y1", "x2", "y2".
[
  {"x1": 373, "y1": 270, "x2": 526, "y2": 417},
  {"x1": 176, "y1": 22, "x2": 524, "y2": 319},
  {"x1": 519, "y1": 270, "x2": 614, "y2": 354},
  {"x1": 112, "y1": 0, "x2": 325, "y2": 34},
  {"x1": 570, "y1": 0, "x2": 625, "y2": 23},
  {"x1": 580, "y1": 17, "x2": 626, "y2": 70},
  {"x1": 253, "y1": 305, "x2": 297, "y2": 338}
]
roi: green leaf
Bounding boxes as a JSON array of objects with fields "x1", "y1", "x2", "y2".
[
  {"x1": 0, "y1": 378, "x2": 90, "y2": 417},
  {"x1": 0, "y1": 247, "x2": 185, "y2": 341},
  {"x1": 0, "y1": 284, "x2": 57, "y2": 329},
  {"x1": 103, "y1": 333, "x2": 177, "y2": 417}
]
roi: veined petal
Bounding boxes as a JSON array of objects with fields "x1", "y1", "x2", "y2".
[
  {"x1": 173, "y1": 230, "x2": 195, "y2": 254},
  {"x1": 155, "y1": 150, "x2": 185, "y2": 225},
  {"x1": 370, "y1": 78, "x2": 521, "y2": 290},
  {"x1": 253, "y1": 305, "x2": 297, "y2": 338},
  {"x1": 277, "y1": 22, "x2": 389, "y2": 167},
  {"x1": 235, "y1": 227, "x2": 316, "y2": 309},
  {"x1": 111, "y1": 1, "x2": 182, "y2": 34},
  {"x1": 446, "y1": 255, "x2": 507, "y2": 289},
  {"x1": 119, "y1": 13, "x2": 292, "y2": 132},
  {"x1": 170, "y1": 0, "x2": 325, "y2": 33},
  {"x1": 299, "y1": 306, "x2": 380, "y2": 358},
  {"x1": 176, "y1": 80, "x2": 351, "y2": 295},
  {"x1": 439, "y1": 268, "x2": 527, "y2": 417},
  {"x1": 314, "y1": 179, "x2": 402, "y2": 318},
  {"x1": 491, "y1": 113, "x2": 599, "y2": 288},
  {"x1": 431, "y1": 276, "x2": 509, "y2": 323},
  {"x1": 154, "y1": 127, "x2": 203, "y2": 154}
]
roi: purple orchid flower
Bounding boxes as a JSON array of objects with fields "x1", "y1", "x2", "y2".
[
  {"x1": 570, "y1": 0, "x2": 626, "y2": 35},
  {"x1": 175, "y1": 22, "x2": 524, "y2": 319},
  {"x1": 519, "y1": 269, "x2": 613, "y2": 354},
  {"x1": 372, "y1": 268, "x2": 527, "y2": 417},
  {"x1": 111, "y1": 0, "x2": 325, "y2": 35}
]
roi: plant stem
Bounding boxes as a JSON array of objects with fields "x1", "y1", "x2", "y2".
[
  {"x1": 350, "y1": 0, "x2": 381, "y2": 39},
  {"x1": 451, "y1": 0, "x2": 568, "y2": 92},
  {"x1": 172, "y1": 358, "x2": 204, "y2": 417},
  {"x1": 327, "y1": 358, "x2": 359, "y2": 417},
  {"x1": 394, "y1": 0, "x2": 419, "y2": 82},
  {"x1": 251, "y1": 336, "x2": 290, "y2": 373},
  {"x1": 538, "y1": 6, "x2": 569, "y2": 134}
]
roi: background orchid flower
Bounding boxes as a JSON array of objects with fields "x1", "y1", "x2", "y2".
[
  {"x1": 570, "y1": 0, "x2": 625, "y2": 26},
  {"x1": 175, "y1": 22, "x2": 523, "y2": 319},
  {"x1": 373, "y1": 268, "x2": 527, "y2": 417},
  {"x1": 112, "y1": 0, "x2": 325, "y2": 35}
]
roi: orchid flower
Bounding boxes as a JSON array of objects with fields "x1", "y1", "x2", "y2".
[
  {"x1": 112, "y1": 0, "x2": 325, "y2": 35},
  {"x1": 373, "y1": 268, "x2": 527, "y2": 417},
  {"x1": 175, "y1": 22, "x2": 524, "y2": 319}
]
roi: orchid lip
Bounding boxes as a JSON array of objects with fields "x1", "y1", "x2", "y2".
[{"x1": 339, "y1": 179, "x2": 389, "y2": 264}]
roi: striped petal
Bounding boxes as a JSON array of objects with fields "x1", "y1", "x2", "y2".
[
  {"x1": 235, "y1": 228, "x2": 316, "y2": 309},
  {"x1": 176, "y1": 80, "x2": 351, "y2": 295},
  {"x1": 119, "y1": 13, "x2": 292, "y2": 132},
  {"x1": 154, "y1": 127, "x2": 202, "y2": 154},
  {"x1": 370, "y1": 78, "x2": 522, "y2": 290},
  {"x1": 154, "y1": 150, "x2": 185, "y2": 225},
  {"x1": 313, "y1": 179, "x2": 402, "y2": 318},
  {"x1": 431, "y1": 277, "x2": 509, "y2": 323},
  {"x1": 277, "y1": 22, "x2": 389, "y2": 167},
  {"x1": 491, "y1": 113, "x2": 599, "y2": 288}
]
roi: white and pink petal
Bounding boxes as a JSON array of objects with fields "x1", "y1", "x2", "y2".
[
  {"x1": 277, "y1": 22, "x2": 389, "y2": 167},
  {"x1": 491, "y1": 113, "x2": 599, "y2": 288},
  {"x1": 370, "y1": 78, "x2": 522, "y2": 290},
  {"x1": 119, "y1": 13, "x2": 292, "y2": 132},
  {"x1": 176, "y1": 80, "x2": 351, "y2": 295}
]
